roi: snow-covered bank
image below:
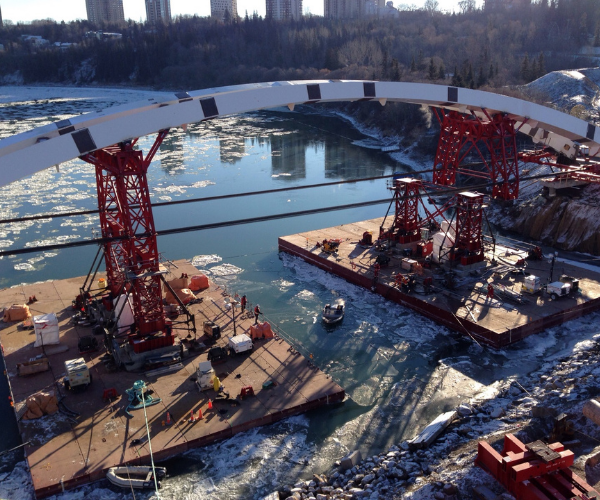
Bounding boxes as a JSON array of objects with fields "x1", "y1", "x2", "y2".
[
  {"x1": 278, "y1": 327, "x2": 600, "y2": 500},
  {"x1": 328, "y1": 109, "x2": 434, "y2": 176},
  {"x1": 521, "y1": 68, "x2": 600, "y2": 123}
]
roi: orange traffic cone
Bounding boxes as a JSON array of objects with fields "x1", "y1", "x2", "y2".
[
  {"x1": 189, "y1": 409, "x2": 196, "y2": 423},
  {"x1": 197, "y1": 408, "x2": 203, "y2": 420},
  {"x1": 208, "y1": 399, "x2": 213, "y2": 410},
  {"x1": 166, "y1": 411, "x2": 172, "y2": 425}
]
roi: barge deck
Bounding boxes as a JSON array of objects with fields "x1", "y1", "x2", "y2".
[
  {"x1": 279, "y1": 217, "x2": 600, "y2": 348},
  {"x1": 0, "y1": 260, "x2": 344, "y2": 498}
]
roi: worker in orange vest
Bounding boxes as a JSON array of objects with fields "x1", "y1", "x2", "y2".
[{"x1": 254, "y1": 304, "x2": 261, "y2": 324}]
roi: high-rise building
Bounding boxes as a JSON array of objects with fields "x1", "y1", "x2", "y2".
[
  {"x1": 85, "y1": 0, "x2": 125, "y2": 24},
  {"x1": 210, "y1": 0, "x2": 238, "y2": 21},
  {"x1": 324, "y1": 0, "x2": 368, "y2": 18},
  {"x1": 145, "y1": 0, "x2": 171, "y2": 24},
  {"x1": 266, "y1": 0, "x2": 302, "y2": 20}
]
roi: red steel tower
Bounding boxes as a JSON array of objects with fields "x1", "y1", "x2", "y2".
[
  {"x1": 380, "y1": 177, "x2": 423, "y2": 243},
  {"x1": 453, "y1": 191, "x2": 485, "y2": 266},
  {"x1": 432, "y1": 110, "x2": 520, "y2": 200},
  {"x1": 82, "y1": 131, "x2": 170, "y2": 342}
]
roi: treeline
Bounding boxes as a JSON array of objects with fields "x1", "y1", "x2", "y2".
[{"x1": 0, "y1": 0, "x2": 598, "y2": 133}]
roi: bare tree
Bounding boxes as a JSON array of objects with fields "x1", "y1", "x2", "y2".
[
  {"x1": 424, "y1": 0, "x2": 439, "y2": 15},
  {"x1": 458, "y1": 0, "x2": 476, "y2": 14}
]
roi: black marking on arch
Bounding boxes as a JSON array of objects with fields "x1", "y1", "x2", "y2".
[
  {"x1": 363, "y1": 82, "x2": 376, "y2": 98},
  {"x1": 59, "y1": 126, "x2": 75, "y2": 136},
  {"x1": 72, "y1": 129, "x2": 97, "y2": 154},
  {"x1": 200, "y1": 98, "x2": 219, "y2": 119},
  {"x1": 56, "y1": 119, "x2": 72, "y2": 129},
  {"x1": 56, "y1": 119, "x2": 75, "y2": 135},
  {"x1": 587, "y1": 123, "x2": 596, "y2": 141},
  {"x1": 306, "y1": 84, "x2": 321, "y2": 101},
  {"x1": 448, "y1": 87, "x2": 458, "y2": 103},
  {"x1": 176, "y1": 91, "x2": 192, "y2": 103}
]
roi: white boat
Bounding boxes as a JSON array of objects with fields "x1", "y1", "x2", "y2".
[
  {"x1": 106, "y1": 465, "x2": 166, "y2": 489},
  {"x1": 322, "y1": 300, "x2": 345, "y2": 325}
]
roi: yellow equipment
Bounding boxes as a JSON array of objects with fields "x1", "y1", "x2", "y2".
[{"x1": 322, "y1": 238, "x2": 342, "y2": 253}]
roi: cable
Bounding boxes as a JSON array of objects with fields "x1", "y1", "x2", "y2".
[
  {"x1": 0, "y1": 173, "x2": 406, "y2": 225},
  {"x1": 0, "y1": 170, "x2": 579, "y2": 258},
  {"x1": 0, "y1": 198, "x2": 392, "y2": 257}
]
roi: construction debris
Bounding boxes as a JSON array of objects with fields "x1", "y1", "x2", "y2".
[{"x1": 408, "y1": 410, "x2": 457, "y2": 450}]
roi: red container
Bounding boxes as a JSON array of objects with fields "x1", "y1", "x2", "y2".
[
  {"x1": 102, "y1": 295, "x2": 113, "y2": 312},
  {"x1": 130, "y1": 334, "x2": 174, "y2": 354}
]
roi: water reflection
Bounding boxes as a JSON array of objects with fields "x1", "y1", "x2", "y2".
[
  {"x1": 158, "y1": 131, "x2": 185, "y2": 172},
  {"x1": 271, "y1": 133, "x2": 306, "y2": 179},
  {"x1": 219, "y1": 136, "x2": 246, "y2": 164}
]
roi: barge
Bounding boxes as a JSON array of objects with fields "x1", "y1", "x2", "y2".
[
  {"x1": 0, "y1": 260, "x2": 344, "y2": 498},
  {"x1": 278, "y1": 216, "x2": 600, "y2": 348}
]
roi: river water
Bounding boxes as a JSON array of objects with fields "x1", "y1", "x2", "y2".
[{"x1": 0, "y1": 88, "x2": 594, "y2": 500}]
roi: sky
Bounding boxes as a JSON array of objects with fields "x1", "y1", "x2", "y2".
[{"x1": 0, "y1": 0, "x2": 483, "y2": 24}]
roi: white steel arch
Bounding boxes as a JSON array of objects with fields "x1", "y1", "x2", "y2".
[{"x1": 0, "y1": 80, "x2": 598, "y2": 188}]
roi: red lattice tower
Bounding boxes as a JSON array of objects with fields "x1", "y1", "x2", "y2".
[
  {"x1": 380, "y1": 177, "x2": 423, "y2": 243},
  {"x1": 432, "y1": 109, "x2": 519, "y2": 200},
  {"x1": 82, "y1": 130, "x2": 168, "y2": 337},
  {"x1": 454, "y1": 191, "x2": 485, "y2": 266}
]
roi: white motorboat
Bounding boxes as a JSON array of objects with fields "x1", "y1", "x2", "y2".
[
  {"x1": 106, "y1": 465, "x2": 166, "y2": 489},
  {"x1": 322, "y1": 300, "x2": 345, "y2": 325}
]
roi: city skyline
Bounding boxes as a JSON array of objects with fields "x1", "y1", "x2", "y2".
[
  {"x1": 85, "y1": 0, "x2": 125, "y2": 24},
  {"x1": 1, "y1": 0, "x2": 483, "y2": 24},
  {"x1": 145, "y1": 0, "x2": 171, "y2": 23}
]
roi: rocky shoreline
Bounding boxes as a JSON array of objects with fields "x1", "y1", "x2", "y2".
[{"x1": 275, "y1": 331, "x2": 600, "y2": 500}]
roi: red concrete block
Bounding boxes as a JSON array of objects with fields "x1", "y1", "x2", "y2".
[
  {"x1": 510, "y1": 451, "x2": 574, "y2": 483},
  {"x1": 504, "y1": 433, "x2": 528, "y2": 455},
  {"x1": 475, "y1": 441, "x2": 503, "y2": 478}
]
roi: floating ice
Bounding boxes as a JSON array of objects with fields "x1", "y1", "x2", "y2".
[
  {"x1": 295, "y1": 289, "x2": 316, "y2": 300},
  {"x1": 191, "y1": 180, "x2": 215, "y2": 189},
  {"x1": 192, "y1": 254, "x2": 222, "y2": 267},
  {"x1": 210, "y1": 264, "x2": 243, "y2": 276},
  {"x1": 14, "y1": 262, "x2": 35, "y2": 271}
]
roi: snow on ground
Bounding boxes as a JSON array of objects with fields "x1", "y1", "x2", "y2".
[
  {"x1": 329, "y1": 110, "x2": 433, "y2": 176},
  {"x1": 522, "y1": 68, "x2": 600, "y2": 122},
  {"x1": 277, "y1": 321, "x2": 600, "y2": 500}
]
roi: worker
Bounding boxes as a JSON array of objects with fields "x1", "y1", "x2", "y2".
[
  {"x1": 241, "y1": 295, "x2": 247, "y2": 312},
  {"x1": 487, "y1": 283, "x2": 494, "y2": 299},
  {"x1": 254, "y1": 304, "x2": 261, "y2": 325},
  {"x1": 373, "y1": 262, "x2": 381, "y2": 278}
]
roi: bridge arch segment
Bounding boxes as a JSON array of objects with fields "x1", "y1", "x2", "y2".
[{"x1": 0, "y1": 80, "x2": 598, "y2": 188}]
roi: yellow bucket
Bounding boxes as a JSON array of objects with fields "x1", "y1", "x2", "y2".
[{"x1": 98, "y1": 278, "x2": 107, "y2": 289}]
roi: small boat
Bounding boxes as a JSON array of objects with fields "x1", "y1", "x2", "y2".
[
  {"x1": 106, "y1": 465, "x2": 166, "y2": 489},
  {"x1": 322, "y1": 300, "x2": 345, "y2": 325}
]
